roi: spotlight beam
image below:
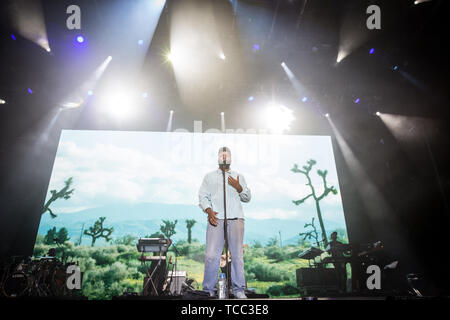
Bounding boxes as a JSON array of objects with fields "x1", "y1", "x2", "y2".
[
  {"x1": 166, "y1": 110, "x2": 174, "y2": 132},
  {"x1": 327, "y1": 117, "x2": 409, "y2": 250},
  {"x1": 62, "y1": 55, "x2": 113, "y2": 109},
  {"x1": 220, "y1": 112, "x2": 225, "y2": 132},
  {"x1": 8, "y1": 0, "x2": 51, "y2": 52},
  {"x1": 379, "y1": 113, "x2": 448, "y2": 210},
  {"x1": 281, "y1": 62, "x2": 309, "y2": 98}
]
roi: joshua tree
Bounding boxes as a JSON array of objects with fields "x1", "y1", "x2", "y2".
[
  {"x1": 44, "y1": 227, "x2": 70, "y2": 245},
  {"x1": 292, "y1": 159, "x2": 338, "y2": 248},
  {"x1": 42, "y1": 177, "x2": 75, "y2": 218},
  {"x1": 76, "y1": 223, "x2": 85, "y2": 246},
  {"x1": 279, "y1": 230, "x2": 283, "y2": 248},
  {"x1": 84, "y1": 217, "x2": 114, "y2": 247},
  {"x1": 299, "y1": 217, "x2": 321, "y2": 248},
  {"x1": 160, "y1": 219, "x2": 177, "y2": 240},
  {"x1": 266, "y1": 236, "x2": 278, "y2": 247},
  {"x1": 185, "y1": 219, "x2": 196, "y2": 243}
]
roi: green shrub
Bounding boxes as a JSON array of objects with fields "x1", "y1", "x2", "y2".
[
  {"x1": 114, "y1": 235, "x2": 137, "y2": 246},
  {"x1": 244, "y1": 271, "x2": 256, "y2": 281},
  {"x1": 245, "y1": 262, "x2": 290, "y2": 282},
  {"x1": 264, "y1": 246, "x2": 288, "y2": 261},
  {"x1": 267, "y1": 285, "x2": 283, "y2": 296},
  {"x1": 177, "y1": 242, "x2": 206, "y2": 263},
  {"x1": 267, "y1": 284, "x2": 299, "y2": 297},
  {"x1": 282, "y1": 284, "x2": 299, "y2": 295},
  {"x1": 91, "y1": 247, "x2": 118, "y2": 265},
  {"x1": 33, "y1": 244, "x2": 48, "y2": 257},
  {"x1": 79, "y1": 257, "x2": 96, "y2": 271},
  {"x1": 252, "y1": 241, "x2": 263, "y2": 248},
  {"x1": 117, "y1": 250, "x2": 139, "y2": 262},
  {"x1": 173, "y1": 240, "x2": 190, "y2": 256}
]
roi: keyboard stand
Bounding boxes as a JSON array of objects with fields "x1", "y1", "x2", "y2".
[{"x1": 140, "y1": 249, "x2": 166, "y2": 296}]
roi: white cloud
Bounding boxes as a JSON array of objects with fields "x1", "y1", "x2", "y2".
[
  {"x1": 52, "y1": 206, "x2": 96, "y2": 214},
  {"x1": 47, "y1": 140, "x2": 203, "y2": 207},
  {"x1": 44, "y1": 131, "x2": 346, "y2": 230}
]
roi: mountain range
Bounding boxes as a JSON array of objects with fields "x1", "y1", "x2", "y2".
[{"x1": 36, "y1": 202, "x2": 347, "y2": 246}]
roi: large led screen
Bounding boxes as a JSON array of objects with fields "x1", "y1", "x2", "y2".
[{"x1": 33, "y1": 130, "x2": 348, "y2": 299}]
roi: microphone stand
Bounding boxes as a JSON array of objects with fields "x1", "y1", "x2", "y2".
[{"x1": 221, "y1": 160, "x2": 231, "y2": 298}]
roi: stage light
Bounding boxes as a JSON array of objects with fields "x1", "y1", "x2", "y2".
[
  {"x1": 57, "y1": 55, "x2": 112, "y2": 118},
  {"x1": 28, "y1": 88, "x2": 33, "y2": 94},
  {"x1": 354, "y1": 98, "x2": 360, "y2": 104},
  {"x1": 138, "y1": 39, "x2": 144, "y2": 46},
  {"x1": 99, "y1": 88, "x2": 138, "y2": 120},
  {"x1": 325, "y1": 113, "x2": 330, "y2": 118},
  {"x1": 393, "y1": 65, "x2": 398, "y2": 71},
  {"x1": 376, "y1": 111, "x2": 381, "y2": 116},
  {"x1": 61, "y1": 101, "x2": 82, "y2": 110},
  {"x1": 253, "y1": 44, "x2": 260, "y2": 51},
  {"x1": 281, "y1": 62, "x2": 310, "y2": 102},
  {"x1": 8, "y1": 1, "x2": 50, "y2": 52},
  {"x1": 378, "y1": 113, "x2": 430, "y2": 145},
  {"x1": 11, "y1": 34, "x2": 16, "y2": 40},
  {"x1": 167, "y1": 51, "x2": 179, "y2": 64},
  {"x1": 0, "y1": 99, "x2": 6, "y2": 104},
  {"x1": 369, "y1": 48, "x2": 375, "y2": 55},
  {"x1": 414, "y1": 0, "x2": 433, "y2": 4},
  {"x1": 36, "y1": 37, "x2": 51, "y2": 53},
  {"x1": 220, "y1": 111, "x2": 226, "y2": 132},
  {"x1": 166, "y1": 109, "x2": 174, "y2": 132},
  {"x1": 263, "y1": 104, "x2": 295, "y2": 134},
  {"x1": 248, "y1": 96, "x2": 254, "y2": 102},
  {"x1": 170, "y1": 0, "x2": 229, "y2": 107},
  {"x1": 76, "y1": 35, "x2": 85, "y2": 43}
]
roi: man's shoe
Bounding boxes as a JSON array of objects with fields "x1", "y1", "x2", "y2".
[{"x1": 234, "y1": 291, "x2": 247, "y2": 299}]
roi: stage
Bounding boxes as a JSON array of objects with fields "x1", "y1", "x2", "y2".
[{"x1": 0, "y1": 0, "x2": 449, "y2": 315}]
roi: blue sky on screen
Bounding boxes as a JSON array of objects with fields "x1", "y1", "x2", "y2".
[{"x1": 45, "y1": 130, "x2": 346, "y2": 227}]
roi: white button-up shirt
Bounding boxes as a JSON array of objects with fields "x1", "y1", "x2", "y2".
[{"x1": 198, "y1": 169, "x2": 251, "y2": 219}]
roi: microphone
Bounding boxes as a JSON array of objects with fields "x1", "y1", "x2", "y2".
[
  {"x1": 220, "y1": 147, "x2": 227, "y2": 171},
  {"x1": 223, "y1": 147, "x2": 226, "y2": 164}
]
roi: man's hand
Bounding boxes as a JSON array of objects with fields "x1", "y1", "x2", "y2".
[
  {"x1": 228, "y1": 175, "x2": 243, "y2": 193},
  {"x1": 205, "y1": 208, "x2": 219, "y2": 226}
]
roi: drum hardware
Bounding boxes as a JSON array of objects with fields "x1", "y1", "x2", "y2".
[{"x1": 0, "y1": 253, "x2": 81, "y2": 298}]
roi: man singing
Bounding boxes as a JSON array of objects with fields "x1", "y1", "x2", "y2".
[{"x1": 198, "y1": 147, "x2": 251, "y2": 299}]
